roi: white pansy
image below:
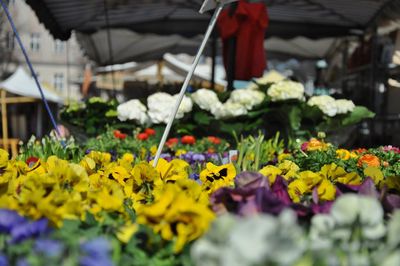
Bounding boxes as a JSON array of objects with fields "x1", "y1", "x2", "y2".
[
  {"x1": 147, "y1": 92, "x2": 192, "y2": 124},
  {"x1": 267, "y1": 80, "x2": 305, "y2": 101},
  {"x1": 191, "y1": 88, "x2": 221, "y2": 111},
  {"x1": 307, "y1": 95, "x2": 338, "y2": 117},
  {"x1": 117, "y1": 99, "x2": 149, "y2": 125},
  {"x1": 335, "y1": 99, "x2": 355, "y2": 114},
  {"x1": 211, "y1": 100, "x2": 248, "y2": 119},
  {"x1": 229, "y1": 89, "x2": 265, "y2": 110}
]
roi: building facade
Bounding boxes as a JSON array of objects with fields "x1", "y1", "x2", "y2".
[{"x1": 1, "y1": 0, "x2": 86, "y2": 101}]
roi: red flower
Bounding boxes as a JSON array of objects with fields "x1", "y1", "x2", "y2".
[
  {"x1": 207, "y1": 136, "x2": 221, "y2": 145},
  {"x1": 137, "y1": 133, "x2": 149, "y2": 141},
  {"x1": 113, "y1": 130, "x2": 127, "y2": 140},
  {"x1": 181, "y1": 135, "x2": 196, "y2": 145},
  {"x1": 166, "y1": 138, "x2": 179, "y2": 148},
  {"x1": 144, "y1": 128, "x2": 156, "y2": 136}
]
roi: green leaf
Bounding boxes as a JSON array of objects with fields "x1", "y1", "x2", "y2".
[
  {"x1": 193, "y1": 112, "x2": 212, "y2": 125},
  {"x1": 341, "y1": 106, "x2": 375, "y2": 126},
  {"x1": 288, "y1": 106, "x2": 302, "y2": 130}
]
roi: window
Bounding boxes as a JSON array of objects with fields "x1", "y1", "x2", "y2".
[
  {"x1": 54, "y1": 40, "x2": 65, "y2": 53},
  {"x1": 30, "y1": 33, "x2": 40, "y2": 51},
  {"x1": 53, "y1": 73, "x2": 64, "y2": 91},
  {"x1": 5, "y1": 32, "x2": 14, "y2": 50}
]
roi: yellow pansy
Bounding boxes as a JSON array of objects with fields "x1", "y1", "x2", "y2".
[
  {"x1": 317, "y1": 179, "x2": 336, "y2": 201},
  {"x1": 80, "y1": 157, "x2": 96, "y2": 173},
  {"x1": 319, "y1": 163, "x2": 362, "y2": 185},
  {"x1": 200, "y1": 163, "x2": 236, "y2": 194},
  {"x1": 87, "y1": 151, "x2": 112, "y2": 166},
  {"x1": 385, "y1": 176, "x2": 400, "y2": 191},
  {"x1": 259, "y1": 165, "x2": 282, "y2": 184},
  {"x1": 278, "y1": 153, "x2": 291, "y2": 162},
  {"x1": 364, "y1": 167, "x2": 384, "y2": 185},
  {"x1": 0, "y1": 149, "x2": 9, "y2": 168},
  {"x1": 175, "y1": 149, "x2": 187, "y2": 157},
  {"x1": 150, "y1": 145, "x2": 157, "y2": 157},
  {"x1": 137, "y1": 183, "x2": 214, "y2": 253},
  {"x1": 104, "y1": 164, "x2": 130, "y2": 185},
  {"x1": 116, "y1": 223, "x2": 138, "y2": 243},
  {"x1": 153, "y1": 158, "x2": 189, "y2": 183},
  {"x1": 288, "y1": 179, "x2": 308, "y2": 203},
  {"x1": 278, "y1": 160, "x2": 300, "y2": 180},
  {"x1": 336, "y1": 149, "x2": 351, "y2": 160}
]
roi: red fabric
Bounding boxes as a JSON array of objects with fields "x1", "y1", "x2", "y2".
[{"x1": 217, "y1": 0, "x2": 268, "y2": 80}]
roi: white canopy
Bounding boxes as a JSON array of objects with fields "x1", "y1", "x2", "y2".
[{"x1": 0, "y1": 67, "x2": 63, "y2": 103}]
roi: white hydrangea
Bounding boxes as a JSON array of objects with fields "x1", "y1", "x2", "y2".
[
  {"x1": 191, "y1": 88, "x2": 221, "y2": 111},
  {"x1": 211, "y1": 100, "x2": 248, "y2": 119},
  {"x1": 147, "y1": 92, "x2": 193, "y2": 124},
  {"x1": 307, "y1": 95, "x2": 338, "y2": 117},
  {"x1": 229, "y1": 89, "x2": 265, "y2": 110},
  {"x1": 335, "y1": 99, "x2": 355, "y2": 114},
  {"x1": 117, "y1": 99, "x2": 149, "y2": 125},
  {"x1": 267, "y1": 80, "x2": 305, "y2": 102}
]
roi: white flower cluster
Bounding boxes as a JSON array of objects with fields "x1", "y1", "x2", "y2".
[
  {"x1": 229, "y1": 89, "x2": 265, "y2": 110},
  {"x1": 191, "y1": 88, "x2": 265, "y2": 119},
  {"x1": 117, "y1": 99, "x2": 149, "y2": 125},
  {"x1": 267, "y1": 80, "x2": 305, "y2": 102},
  {"x1": 335, "y1": 99, "x2": 356, "y2": 114},
  {"x1": 308, "y1": 96, "x2": 355, "y2": 117},
  {"x1": 147, "y1": 92, "x2": 193, "y2": 124}
]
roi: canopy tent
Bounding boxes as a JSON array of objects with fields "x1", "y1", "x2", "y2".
[
  {"x1": 0, "y1": 67, "x2": 63, "y2": 103},
  {"x1": 0, "y1": 67, "x2": 62, "y2": 156},
  {"x1": 76, "y1": 29, "x2": 213, "y2": 65},
  {"x1": 26, "y1": 0, "x2": 400, "y2": 41}
]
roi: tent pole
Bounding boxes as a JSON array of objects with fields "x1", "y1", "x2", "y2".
[
  {"x1": 1, "y1": 89, "x2": 9, "y2": 152},
  {"x1": 211, "y1": 33, "x2": 217, "y2": 90},
  {"x1": 153, "y1": 2, "x2": 224, "y2": 167}
]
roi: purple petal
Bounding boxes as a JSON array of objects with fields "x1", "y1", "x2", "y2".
[
  {"x1": 256, "y1": 188, "x2": 287, "y2": 215},
  {"x1": 311, "y1": 201, "x2": 333, "y2": 214},
  {"x1": 383, "y1": 194, "x2": 400, "y2": 212},
  {"x1": 271, "y1": 176, "x2": 291, "y2": 205},
  {"x1": 237, "y1": 195, "x2": 260, "y2": 216},
  {"x1": 235, "y1": 171, "x2": 269, "y2": 189},
  {"x1": 336, "y1": 183, "x2": 360, "y2": 193},
  {"x1": 291, "y1": 204, "x2": 311, "y2": 218},
  {"x1": 358, "y1": 177, "x2": 379, "y2": 198}
]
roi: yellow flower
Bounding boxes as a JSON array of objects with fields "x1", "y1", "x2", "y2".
[
  {"x1": 259, "y1": 165, "x2": 282, "y2": 184},
  {"x1": 150, "y1": 145, "x2": 157, "y2": 157},
  {"x1": 175, "y1": 149, "x2": 187, "y2": 157},
  {"x1": 278, "y1": 160, "x2": 299, "y2": 180},
  {"x1": 336, "y1": 149, "x2": 351, "y2": 160},
  {"x1": 319, "y1": 163, "x2": 362, "y2": 185},
  {"x1": 306, "y1": 138, "x2": 329, "y2": 151},
  {"x1": 80, "y1": 157, "x2": 96, "y2": 173},
  {"x1": 200, "y1": 163, "x2": 236, "y2": 194},
  {"x1": 87, "y1": 151, "x2": 112, "y2": 166},
  {"x1": 104, "y1": 164, "x2": 130, "y2": 185},
  {"x1": 278, "y1": 153, "x2": 291, "y2": 162},
  {"x1": 116, "y1": 223, "x2": 138, "y2": 243},
  {"x1": 0, "y1": 149, "x2": 9, "y2": 168},
  {"x1": 137, "y1": 183, "x2": 214, "y2": 252},
  {"x1": 153, "y1": 158, "x2": 189, "y2": 183},
  {"x1": 288, "y1": 179, "x2": 308, "y2": 203},
  {"x1": 364, "y1": 167, "x2": 384, "y2": 185},
  {"x1": 317, "y1": 179, "x2": 336, "y2": 201}
]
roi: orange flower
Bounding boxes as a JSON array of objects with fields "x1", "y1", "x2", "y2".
[
  {"x1": 357, "y1": 154, "x2": 380, "y2": 168},
  {"x1": 353, "y1": 148, "x2": 367, "y2": 154},
  {"x1": 144, "y1": 128, "x2": 156, "y2": 136},
  {"x1": 181, "y1": 135, "x2": 196, "y2": 145},
  {"x1": 304, "y1": 138, "x2": 328, "y2": 151}
]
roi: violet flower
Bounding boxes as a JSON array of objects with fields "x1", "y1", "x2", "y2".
[
  {"x1": 0, "y1": 209, "x2": 25, "y2": 233},
  {"x1": 80, "y1": 237, "x2": 113, "y2": 266},
  {"x1": 34, "y1": 239, "x2": 64, "y2": 257},
  {"x1": 10, "y1": 218, "x2": 48, "y2": 244},
  {"x1": 192, "y1": 153, "x2": 206, "y2": 163},
  {"x1": 0, "y1": 254, "x2": 8, "y2": 266}
]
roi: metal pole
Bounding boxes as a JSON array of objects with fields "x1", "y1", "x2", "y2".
[
  {"x1": 211, "y1": 33, "x2": 217, "y2": 90},
  {"x1": 153, "y1": 2, "x2": 224, "y2": 167}
]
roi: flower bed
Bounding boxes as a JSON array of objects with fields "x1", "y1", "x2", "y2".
[{"x1": 1, "y1": 134, "x2": 400, "y2": 265}]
